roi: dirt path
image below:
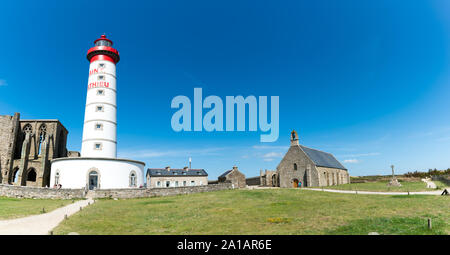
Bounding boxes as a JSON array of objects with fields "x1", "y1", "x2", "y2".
[
  {"x1": 303, "y1": 188, "x2": 444, "y2": 195},
  {"x1": 0, "y1": 198, "x2": 93, "y2": 235}
]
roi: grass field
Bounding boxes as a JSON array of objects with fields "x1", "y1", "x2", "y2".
[
  {"x1": 0, "y1": 197, "x2": 74, "y2": 220},
  {"x1": 325, "y1": 181, "x2": 448, "y2": 192},
  {"x1": 54, "y1": 189, "x2": 449, "y2": 235}
]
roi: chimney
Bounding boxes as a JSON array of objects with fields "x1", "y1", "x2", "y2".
[
  {"x1": 165, "y1": 166, "x2": 171, "y2": 171},
  {"x1": 183, "y1": 166, "x2": 189, "y2": 171},
  {"x1": 232, "y1": 166, "x2": 238, "y2": 171}
]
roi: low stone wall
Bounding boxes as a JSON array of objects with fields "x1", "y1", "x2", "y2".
[
  {"x1": 91, "y1": 183, "x2": 233, "y2": 199},
  {"x1": 432, "y1": 175, "x2": 450, "y2": 186},
  {"x1": 0, "y1": 184, "x2": 85, "y2": 199},
  {"x1": 0, "y1": 183, "x2": 233, "y2": 199}
]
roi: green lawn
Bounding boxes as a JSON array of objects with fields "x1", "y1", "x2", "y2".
[
  {"x1": 54, "y1": 189, "x2": 449, "y2": 235},
  {"x1": 325, "y1": 181, "x2": 448, "y2": 192},
  {"x1": 0, "y1": 197, "x2": 74, "y2": 220}
]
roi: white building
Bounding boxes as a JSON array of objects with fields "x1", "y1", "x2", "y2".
[
  {"x1": 146, "y1": 167, "x2": 208, "y2": 188},
  {"x1": 50, "y1": 35, "x2": 145, "y2": 190}
]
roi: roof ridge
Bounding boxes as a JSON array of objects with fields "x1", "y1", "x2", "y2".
[{"x1": 300, "y1": 145, "x2": 333, "y2": 155}]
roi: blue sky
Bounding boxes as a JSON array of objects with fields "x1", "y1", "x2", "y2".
[{"x1": 0, "y1": 0, "x2": 449, "y2": 179}]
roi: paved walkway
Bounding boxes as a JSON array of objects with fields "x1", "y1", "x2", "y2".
[
  {"x1": 422, "y1": 178, "x2": 437, "y2": 189},
  {"x1": 302, "y1": 188, "x2": 444, "y2": 195},
  {"x1": 0, "y1": 198, "x2": 93, "y2": 235}
]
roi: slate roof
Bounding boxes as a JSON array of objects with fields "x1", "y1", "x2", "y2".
[
  {"x1": 218, "y1": 170, "x2": 232, "y2": 179},
  {"x1": 300, "y1": 145, "x2": 347, "y2": 170},
  {"x1": 146, "y1": 168, "x2": 208, "y2": 177}
]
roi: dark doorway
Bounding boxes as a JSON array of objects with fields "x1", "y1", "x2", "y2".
[
  {"x1": 292, "y1": 179, "x2": 299, "y2": 188},
  {"x1": 27, "y1": 168, "x2": 36, "y2": 182},
  {"x1": 89, "y1": 171, "x2": 99, "y2": 190}
]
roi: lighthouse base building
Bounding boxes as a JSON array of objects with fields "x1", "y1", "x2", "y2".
[{"x1": 50, "y1": 157, "x2": 145, "y2": 189}]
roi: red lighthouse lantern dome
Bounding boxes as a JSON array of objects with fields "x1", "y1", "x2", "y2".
[{"x1": 86, "y1": 34, "x2": 120, "y2": 63}]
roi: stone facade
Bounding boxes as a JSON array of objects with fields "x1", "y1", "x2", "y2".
[
  {"x1": 0, "y1": 113, "x2": 69, "y2": 187},
  {"x1": 0, "y1": 114, "x2": 20, "y2": 186},
  {"x1": 261, "y1": 130, "x2": 350, "y2": 188},
  {"x1": 0, "y1": 183, "x2": 232, "y2": 199},
  {"x1": 218, "y1": 166, "x2": 246, "y2": 188}
]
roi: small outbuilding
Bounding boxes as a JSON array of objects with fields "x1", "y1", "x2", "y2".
[{"x1": 218, "y1": 166, "x2": 246, "y2": 188}]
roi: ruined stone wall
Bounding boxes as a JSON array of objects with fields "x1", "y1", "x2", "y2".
[
  {"x1": 0, "y1": 114, "x2": 20, "y2": 184},
  {"x1": 260, "y1": 170, "x2": 277, "y2": 187},
  {"x1": 18, "y1": 120, "x2": 68, "y2": 160},
  {"x1": 5, "y1": 119, "x2": 69, "y2": 187}
]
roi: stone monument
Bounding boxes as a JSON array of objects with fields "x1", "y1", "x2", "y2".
[{"x1": 387, "y1": 165, "x2": 401, "y2": 187}]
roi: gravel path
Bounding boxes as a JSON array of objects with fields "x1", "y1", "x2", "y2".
[
  {"x1": 303, "y1": 188, "x2": 444, "y2": 195},
  {"x1": 0, "y1": 198, "x2": 94, "y2": 235}
]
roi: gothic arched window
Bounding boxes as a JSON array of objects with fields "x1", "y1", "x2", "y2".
[
  {"x1": 294, "y1": 163, "x2": 298, "y2": 170},
  {"x1": 12, "y1": 167, "x2": 20, "y2": 183},
  {"x1": 23, "y1": 124, "x2": 32, "y2": 134},
  {"x1": 38, "y1": 124, "x2": 47, "y2": 156}
]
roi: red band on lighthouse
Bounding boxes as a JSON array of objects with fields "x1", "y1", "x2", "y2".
[{"x1": 90, "y1": 55, "x2": 115, "y2": 63}]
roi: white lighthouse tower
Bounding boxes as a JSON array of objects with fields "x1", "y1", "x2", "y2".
[
  {"x1": 50, "y1": 35, "x2": 145, "y2": 190},
  {"x1": 81, "y1": 35, "x2": 119, "y2": 158}
]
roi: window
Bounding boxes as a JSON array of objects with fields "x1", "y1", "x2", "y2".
[
  {"x1": 95, "y1": 123, "x2": 103, "y2": 130},
  {"x1": 129, "y1": 172, "x2": 137, "y2": 187},
  {"x1": 294, "y1": 163, "x2": 297, "y2": 170},
  {"x1": 97, "y1": 89, "x2": 105, "y2": 96},
  {"x1": 94, "y1": 143, "x2": 102, "y2": 150},
  {"x1": 175, "y1": 181, "x2": 179, "y2": 187},
  {"x1": 191, "y1": 181, "x2": 195, "y2": 186},
  {"x1": 165, "y1": 181, "x2": 170, "y2": 188},
  {"x1": 12, "y1": 167, "x2": 19, "y2": 183},
  {"x1": 99, "y1": 63, "x2": 105, "y2": 68},
  {"x1": 157, "y1": 181, "x2": 161, "y2": 187},
  {"x1": 38, "y1": 124, "x2": 47, "y2": 156},
  {"x1": 55, "y1": 172, "x2": 60, "y2": 185},
  {"x1": 23, "y1": 124, "x2": 33, "y2": 134},
  {"x1": 95, "y1": 40, "x2": 112, "y2": 47},
  {"x1": 98, "y1": 75, "x2": 105, "y2": 80},
  {"x1": 183, "y1": 181, "x2": 187, "y2": 186},
  {"x1": 96, "y1": 105, "x2": 104, "y2": 112}
]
